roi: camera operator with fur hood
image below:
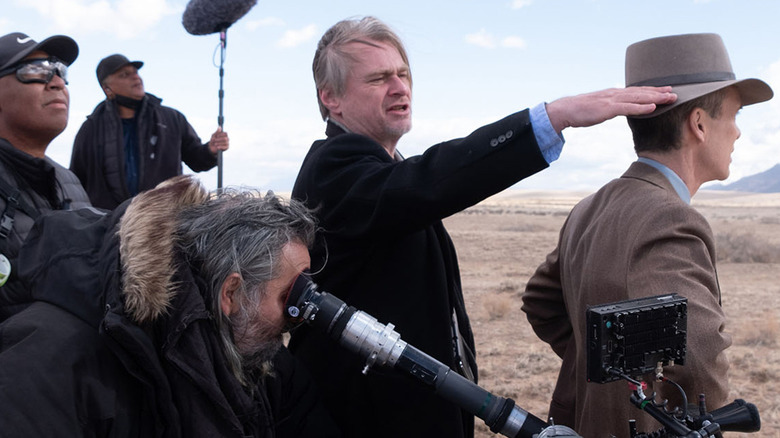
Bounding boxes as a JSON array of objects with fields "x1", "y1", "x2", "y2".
[{"x1": 0, "y1": 175, "x2": 340, "y2": 438}]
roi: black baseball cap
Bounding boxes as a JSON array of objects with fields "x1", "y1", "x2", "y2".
[
  {"x1": 0, "y1": 32, "x2": 78, "y2": 71},
  {"x1": 96, "y1": 54, "x2": 143, "y2": 84}
]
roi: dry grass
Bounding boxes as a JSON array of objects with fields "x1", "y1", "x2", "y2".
[
  {"x1": 443, "y1": 190, "x2": 780, "y2": 438},
  {"x1": 482, "y1": 293, "x2": 513, "y2": 320},
  {"x1": 716, "y1": 231, "x2": 780, "y2": 263},
  {"x1": 733, "y1": 312, "x2": 779, "y2": 348}
]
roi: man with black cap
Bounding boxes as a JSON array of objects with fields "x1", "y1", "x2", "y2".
[
  {"x1": 0, "y1": 31, "x2": 91, "y2": 319},
  {"x1": 522, "y1": 33, "x2": 773, "y2": 437},
  {"x1": 70, "y1": 53, "x2": 229, "y2": 210}
]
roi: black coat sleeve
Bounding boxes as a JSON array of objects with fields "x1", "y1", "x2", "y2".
[
  {"x1": 71, "y1": 117, "x2": 102, "y2": 191},
  {"x1": 265, "y1": 347, "x2": 342, "y2": 438},
  {"x1": 293, "y1": 110, "x2": 549, "y2": 240},
  {"x1": 175, "y1": 111, "x2": 218, "y2": 172}
]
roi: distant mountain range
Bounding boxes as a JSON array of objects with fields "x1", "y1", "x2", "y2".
[{"x1": 707, "y1": 163, "x2": 780, "y2": 193}]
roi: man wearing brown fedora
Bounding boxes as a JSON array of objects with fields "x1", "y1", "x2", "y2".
[{"x1": 522, "y1": 33, "x2": 773, "y2": 437}]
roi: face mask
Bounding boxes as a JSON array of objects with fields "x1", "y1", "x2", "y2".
[{"x1": 113, "y1": 94, "x2": 143, "y2": 110}]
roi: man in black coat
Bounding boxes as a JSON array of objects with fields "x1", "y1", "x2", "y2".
[
  {"x1": 288, "y1": 16, "x2": 678, "y2": 438},
  {"x1": 70, "y1": 54, "x2": 229, "y2": 210},
  {"x1": 0, "y1": 176, "x2": 340, "y2": 437}
]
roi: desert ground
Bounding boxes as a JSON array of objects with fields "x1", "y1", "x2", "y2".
[{"x1": 442, "y1": 189, "x2": 780, "y2": 438}]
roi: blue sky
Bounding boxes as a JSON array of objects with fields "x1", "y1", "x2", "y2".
[{"x1": 4, "y1": 0, "x2": 779, "y2": 193}]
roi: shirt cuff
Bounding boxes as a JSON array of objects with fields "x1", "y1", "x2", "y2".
[{"x1": 530, "y1": 102, "x2": 564, "y2": 164}]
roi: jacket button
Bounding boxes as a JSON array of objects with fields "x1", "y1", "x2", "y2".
[
  {"x1": 498, "y1": 135, "x2": 506, "y2": 143},
  {"x1": 506, "y1": 130, "x2": 513, "y2": 139},
  {"x1": 490, "y1": 139, "x2": 499, "y2": 147}
]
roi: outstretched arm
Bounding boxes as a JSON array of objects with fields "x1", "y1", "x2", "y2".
[{"x1": 546, "y1": 86, "x2": 676, "y2": 133}]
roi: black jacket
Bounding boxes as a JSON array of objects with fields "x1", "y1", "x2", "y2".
[
  {"x1": 288, "y1": 111, "x2": 549, "y2": 438},
  {"x1": 0, "y1": 138, "x2": 92, "y2": 320},
  {"x1": 0, "y1": 180, "x2": 339, "y2": 437},
  {"x1": 70, "y1": 93, "x2": 218, "y2": 210}
]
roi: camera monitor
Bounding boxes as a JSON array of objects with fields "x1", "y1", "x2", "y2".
[{"x1": 586, "y1": 293, "x2": 687, "y2": 384}]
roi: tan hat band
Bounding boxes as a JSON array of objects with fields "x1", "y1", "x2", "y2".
[{"x1": 629, "y1": 71, "x2": 735, "y2": 87}]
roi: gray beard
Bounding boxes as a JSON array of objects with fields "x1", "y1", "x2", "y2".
[
  {"x1": 230, "y1": 310, "x2": 283, "y2": 376},
  {"x1": 239, "y1": 334, "x2": 282, "y2": 375}
]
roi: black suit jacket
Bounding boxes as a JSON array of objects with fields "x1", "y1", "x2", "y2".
[{"x1": 289, "y1": 110, "x2": 549, "y2": 438}]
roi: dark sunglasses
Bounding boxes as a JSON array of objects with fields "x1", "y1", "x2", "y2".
[{"x1": 0, "y1": 57, "x2": 68, "y2": 85}]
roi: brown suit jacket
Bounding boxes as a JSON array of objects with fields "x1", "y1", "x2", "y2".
[{"x1": 522, "y1": 161, "x2": 731, "y2": 437}]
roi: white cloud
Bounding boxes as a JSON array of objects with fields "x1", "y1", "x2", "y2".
[
  {"x1": 245, "y1": 17, "x2": 285, "y2": 31},
  {"x1": 179, "y1": 116, "x2": 322, "y2": 192},
  {"x1": 465, "y1": 29, "x2": 496, "y2": 49},
  {"x1": 465, "y1": 30, "x2": 526, "y2": 50},
  {"x1": 276, "y1": 24, "x2": 317, "y2": 48},
  {"x1": 510, "y1": 0, "x2": 533, "y2": 8},
  {"x1": 723, "y1": 57, "x2": 780, "y2": 181},
  {"x1": 763, "y1": 58, "x2": 780, "y2": 108},
  {"x1": 501, "y1": 36, "x2": 527, "y2": 49},
  {"x1": 13, "y1": 0, "x2": 177, "y2": 40}
]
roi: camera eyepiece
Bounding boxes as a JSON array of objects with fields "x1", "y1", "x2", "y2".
[{"x1": 284, "y1": 269, "x2": 315, "y2": 325}]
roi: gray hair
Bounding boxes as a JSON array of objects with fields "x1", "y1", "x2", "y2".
[
  {"x1": 174, "y1": 189, "x2": 316, "y2": 383},
  {"x1": 313, "y1": 16, "x2": 411, "y2": 120}
]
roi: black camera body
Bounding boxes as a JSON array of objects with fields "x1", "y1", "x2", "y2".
[{"x1": 586, "y1": 293, "x2": 687, "y2": 384}]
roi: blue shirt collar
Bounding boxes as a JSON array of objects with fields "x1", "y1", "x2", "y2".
[{"x1": 637, "y1": 157, "x2": 691, "y2": 204}]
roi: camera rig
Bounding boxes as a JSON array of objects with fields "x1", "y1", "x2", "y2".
[
  {"x1": 586, "y1": 294, "x2": 760, "y2": 438},
  {"x1": 285, "y1": 275, "x2": 760, "y2": 438}
]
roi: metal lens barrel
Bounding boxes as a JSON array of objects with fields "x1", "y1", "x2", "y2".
[{"x1": 297, "y1": 287, "x2": 549, "y2": 438}]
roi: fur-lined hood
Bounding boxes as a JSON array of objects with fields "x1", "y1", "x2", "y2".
[
  {"x1": 15, "y1": 175, "x2": 208, "y2": 327},
  {"x1": 118, "y1": 175, "x2": 208, "y2": 323}
]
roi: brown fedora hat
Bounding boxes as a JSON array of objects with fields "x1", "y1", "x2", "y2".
[{"x1": 625, "y1": 33, "x2": 773, "y2": 118}]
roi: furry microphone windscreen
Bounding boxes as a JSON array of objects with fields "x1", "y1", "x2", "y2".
[{"x1": 182, "y1": 0, "x2": 259, "y2": 35}]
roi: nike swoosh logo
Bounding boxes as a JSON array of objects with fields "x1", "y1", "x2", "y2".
[{"x1": 17, "y1": 37, "x2": 33, "y2": 44}]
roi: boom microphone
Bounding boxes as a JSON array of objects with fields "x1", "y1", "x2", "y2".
[
  {"x1": 182, "y1": 0, "x2": 257, "y2": 189},
  {"x1": 182, "y1": 0, "x2": 258, "y2": 35}
]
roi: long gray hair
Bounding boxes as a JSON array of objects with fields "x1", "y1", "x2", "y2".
[
  {"x1": 313, "y1": 16, "x2": 411, "y2": 120},
  {"x1": 175, "y1": 189, "x2": 316, "y2": 383}
]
